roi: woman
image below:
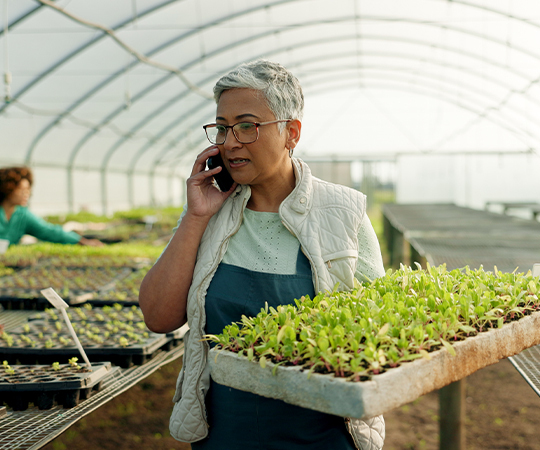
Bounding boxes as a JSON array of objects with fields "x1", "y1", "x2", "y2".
[
  {"x1": 0, "y1": 166, "x2": 102, "y2": 247},
  {"x1": 139, "y1": 60, "x2": 385, "y2": 449}
]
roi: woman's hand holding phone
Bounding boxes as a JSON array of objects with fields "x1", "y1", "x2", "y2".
[{"x1": 186, "y1": 146, "x2": 236, "y2": 220}]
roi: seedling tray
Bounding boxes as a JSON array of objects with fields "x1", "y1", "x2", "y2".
[
  {"x1": 0, "y1": 266, "x2": 132, "y2": 309},
  {"x1": 0, "y1": 362, "x2": 113, "y2": 410},
  {"x1": 209, "y1": 310, "x2": 540, "y2": 419},
  {"x1": 1, "y1": 319, "x2": 172, "y2": 368}
]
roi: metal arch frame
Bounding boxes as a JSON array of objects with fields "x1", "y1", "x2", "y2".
[
  {"x1": 107, "y1": 0, "x2": 540, "y2": 206},
  {"x1": 134, "y1": 44, "x2": 540, "y2": 171},
  {"x1": 120, "y1": 104, "x2": 214, "y2": 210},
  {"x1": 24, "y1": 10, "x2": 540, "y2": 168},
  {"x1": 144, "y1": 59, "x2": 537, "y2": 172},
  {"x1": 94, "y1": 30, "x2": 538, "y2": 162},
  {"x1": 153, "y1": 76, "x2": 538, "y2": 187},
  {"x1": 124, "y1": 48, "x2": 540, "y2": 207},
  {"x1": 7, "y1": 1, "x2": 540, "y2": 155},
  {"x1": 0, "y1": 2, "x2": 44, "y2": 37},
  {"x1": 95, "y1": 28, "x2": 540, "y2": 184},
  {"x1": 300, "y1": 70, "x2": 536, "y2": 144},
  {"x1": 1, "y1": 0, "x2": 178, "y2": 116},
  {"x1": 5, "y1": 1, "x2": 540, "y2": 211},
  {"x1": 67, "y1": 15, "x2": 540, "y2": 174},
  {"x1": 21, "y1": 0, "x2": 299, "y2": 164},
  {"x1": 450, "y1": 0, "x2": 540, "y2": 31}
]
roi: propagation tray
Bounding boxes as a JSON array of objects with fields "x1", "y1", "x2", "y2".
[
  {"x1": 0, "y1": 266, "x2": 135, "y2": 309},
  {"x1": 0, "y1": 309, "x2": 185, "y2": 450},
  {"x1": 209, "y1": 310, "x2": 540, "y2": 419},
  {"x1": 0, "y1": 320, "x2": 173, "y2": 368},
  {"x1": 0, "y1": 362, "x2": 115, "y2": 410}
]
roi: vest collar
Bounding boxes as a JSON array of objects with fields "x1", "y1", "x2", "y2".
[
  {"x1": 231, "y1": 157, "x2": 312, "y2": 215},
  {"x1": 282, "y1": 157, "x2": 312, "y2": 215}
]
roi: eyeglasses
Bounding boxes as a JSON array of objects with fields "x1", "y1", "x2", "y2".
[{"x1": 203, "y1": 119, "x2": 291, "y2": 145}]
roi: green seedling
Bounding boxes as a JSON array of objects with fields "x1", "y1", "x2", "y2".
[
  {"x1": 69, "y1": 357, "x2": 81, "y2": 370},
  {"x1": 51, "y1": 362, "x2": 61, "y2": 371}
]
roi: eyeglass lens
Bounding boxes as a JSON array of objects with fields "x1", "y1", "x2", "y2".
[{"x1": 206, "y1": 122, "x2": 258, "y2": 144}]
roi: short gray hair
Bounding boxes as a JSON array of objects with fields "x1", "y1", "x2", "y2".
[{"x1": 213, "y1": 60, "x2": 304, "y2": 130}]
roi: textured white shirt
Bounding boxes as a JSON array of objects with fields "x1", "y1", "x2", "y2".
[{"x1": 222, "y1": 207, "x2": 385, "y2": 282}]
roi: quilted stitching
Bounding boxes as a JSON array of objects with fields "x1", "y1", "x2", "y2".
[{"x1": 348, "y1": 416, "x2": 386, "y2": 450}]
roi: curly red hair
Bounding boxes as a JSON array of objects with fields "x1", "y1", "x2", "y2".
[{"x1": 0, "y1": 166, "x2": 33, "y2": 203}]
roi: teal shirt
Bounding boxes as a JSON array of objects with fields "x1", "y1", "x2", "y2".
[{"x1": 0, "y1": 206, "x2": 81, "y2": 246}]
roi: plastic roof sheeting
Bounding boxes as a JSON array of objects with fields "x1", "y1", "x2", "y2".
[{"x1": 1, "y1": 0, "x2": 540, "y2": 212}]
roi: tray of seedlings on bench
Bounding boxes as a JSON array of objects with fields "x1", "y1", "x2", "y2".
[
  {"x1": 86, "y1": 265, "x2": 151, "y2": 306},
  {"x1": 0, "y1": 359, "x2": 114, "y2": 410},
  {"x1": 0, "y1": 304, "x2": 173, "y2": 367},
  {"x1": 208, "y1": 264, "x2": 540, "y2": 420},
  {"x1": 0, "y1": 266, "x2": 132, "y2": 309}
]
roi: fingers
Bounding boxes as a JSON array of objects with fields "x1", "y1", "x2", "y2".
[{"x1": 191, "y1": 145, "x2": 220, "y2": 177}]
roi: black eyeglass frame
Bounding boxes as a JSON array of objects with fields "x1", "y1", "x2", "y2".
[{"x1": 203, "y1": 119, "x2": 292, "y2": 145}]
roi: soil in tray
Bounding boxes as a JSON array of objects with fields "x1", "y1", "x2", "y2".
[
  {"x1": 0, "y1": 361, "x2": 112, "y2": 411},
  {"x1": 0, "y1": 305, "x2": 173, "y2": 367}
]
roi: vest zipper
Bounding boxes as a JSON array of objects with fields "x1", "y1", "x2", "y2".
[{"x1": 195, "y1": 195, "x2": 248, "y2": 428}]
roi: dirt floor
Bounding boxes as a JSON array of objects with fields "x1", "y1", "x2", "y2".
[{"x1": 41, "y1": 355, "x2": 540, "y2": 450}]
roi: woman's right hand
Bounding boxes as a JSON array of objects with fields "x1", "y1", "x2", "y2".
[{"x1": 185, "y1": 146, "x2": 236, "y2": 220}]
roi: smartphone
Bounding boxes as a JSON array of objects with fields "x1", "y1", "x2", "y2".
[{"x1": 207, "y1": 153, "x2": 234, "y2": 192}]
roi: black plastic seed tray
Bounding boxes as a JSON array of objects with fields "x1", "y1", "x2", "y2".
[
  {"x1": 0, "y1": 320, "x2": 173, "y2": 368},
  {"x1": 0, "y1": 290, "x2": 97, "y2": 310},
  {"x1": 0, "y1": 295, "x2": 48, "y2": 311},
  {"x1": 0, "y1": 362, "x2": 113, "y2": 411}
]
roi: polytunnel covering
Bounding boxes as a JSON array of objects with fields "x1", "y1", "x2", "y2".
[{"x1": 1, "y1": 0, "x2": 540, "y2": 214}]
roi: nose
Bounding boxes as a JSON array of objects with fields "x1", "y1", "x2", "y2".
[{"x1": 222, "y1": 127, "x2": 242, "y2": 150}]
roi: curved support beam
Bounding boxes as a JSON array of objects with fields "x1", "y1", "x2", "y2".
[
  {"x1": 2, "y1": 0, "x2": 177, "y2": 116},
  {"x1": 24, "y1": 12, "x2": 540, "y2": 166},
  {"x1": 72, "y1": 27, "x2": 540, "y2": 182},
  {"x1": 136, "y1": 52, "x2": 539, "y2": 174},
  {"x1": 157, "y1": 76, "x2": 537, "y2": 178},
  {"x1": 109, "y1": 37, "x2": 537, "y2": 183},
  {"x1": 0, "y1": 4, "x2": 43, "y2": 37},
  {"x1": 22, "y1": 0, "x2": 298, "y2": 164}
]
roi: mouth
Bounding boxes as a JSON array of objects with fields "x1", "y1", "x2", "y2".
[{"x1": 228, "y1": 158, "x2": 250, "y2": 168}]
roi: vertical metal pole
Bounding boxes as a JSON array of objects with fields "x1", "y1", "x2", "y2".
[
  {"x1": 439, "y1": 379, "x2": 465, "y2": 450},
  {"x1": 391, "y1": 230, "x2": 404, "y2": 269},
  {"x1": 127, "y1": 170, "x2": 134, "y2": 208},
  {"x1": 67, "y1": 166, "x2": 74, "y2": 213},
  {"x1": 100, "y1": 169, "x2": 107, "y2": 216}
]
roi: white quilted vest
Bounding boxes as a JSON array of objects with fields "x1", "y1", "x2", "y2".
[{"x1": 169, "y1": 158, "x2": 385, "y2": 449}]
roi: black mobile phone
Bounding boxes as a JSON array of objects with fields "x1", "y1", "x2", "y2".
[{"x1": 207, "y1": 153, "x2": 234, "y2": 192}]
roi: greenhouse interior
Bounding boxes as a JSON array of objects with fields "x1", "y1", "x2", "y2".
[{"x1": 1, "y1": 1, "x2": 540, "y2": 450}]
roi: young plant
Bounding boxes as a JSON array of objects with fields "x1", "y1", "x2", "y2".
[
  {"x1": 69, "y1": 357, "x2": 81, "y2": 370},
  {"x1": 207, "y1": 264, "x2": 540, "y2": 380}
]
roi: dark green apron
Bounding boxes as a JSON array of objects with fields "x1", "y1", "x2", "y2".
[{"x1": 192, "y1": 250, "x2": 355, "y2": 450}]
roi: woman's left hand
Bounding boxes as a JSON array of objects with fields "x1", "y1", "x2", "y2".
[{"x1": 78, "y1": 237, "x2": 104, "y2": 247}]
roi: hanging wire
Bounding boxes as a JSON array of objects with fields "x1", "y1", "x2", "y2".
[
  {"x1": 3, "y1": 0, "x2": 11, "y2": 103},
  {"x1": 35, "y1": 0, "x2": 213, "y2": 100}
]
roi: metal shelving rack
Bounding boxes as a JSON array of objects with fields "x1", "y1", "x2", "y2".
[{"x1": 0, "y1": 310, "x2": 184, "y2": 450}]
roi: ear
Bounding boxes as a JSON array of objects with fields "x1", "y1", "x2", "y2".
[{"x1": 286, "y1": 119, "x2": 302, "y2": 150}]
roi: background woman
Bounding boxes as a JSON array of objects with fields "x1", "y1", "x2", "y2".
[
  {"x1": 0, "y1": 166, "x2": 102, "y2": 247},
  {"x1": 139, "y1": 60, "x2": 385, "y2": 449}
]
